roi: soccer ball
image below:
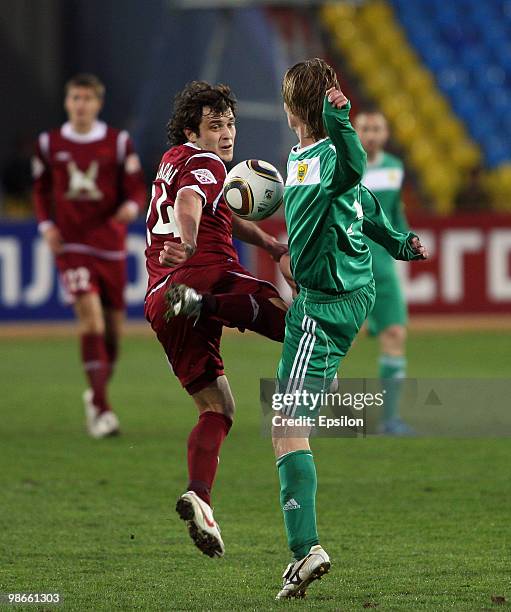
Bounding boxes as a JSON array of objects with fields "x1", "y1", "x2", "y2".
[{"x1": 223, "y1": 159, "x2": 284, "y2": 221}]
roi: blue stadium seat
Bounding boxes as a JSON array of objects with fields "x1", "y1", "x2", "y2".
[
  {"x1": 390, "y1": 0, "x2": 511, "y2": 168},
  {"x1": 484, "y1": 139, "x2": 510, "y2": 168}
]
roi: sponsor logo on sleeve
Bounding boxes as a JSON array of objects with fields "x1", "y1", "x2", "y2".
[{"x1": 191, "y1": 168, "x2": 217, "y2": 185}]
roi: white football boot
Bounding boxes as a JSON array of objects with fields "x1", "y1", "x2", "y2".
[
  {"x1": 83, "y1": 389, "x2": 120, "y2": 439},
  {"x1": 175, "y1": 491, "x2": 225, "y2": 558},
  {"x1": 164, "y1": 284, "x2": 202, "y2": 322},
  {"x1": 276, "y1": 544, "x2": 331, "y2": 599}
]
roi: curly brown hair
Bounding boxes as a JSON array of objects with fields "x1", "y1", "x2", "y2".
[
  {"x1": 282, "y1": 58, "x2": 340, "y2": 141},
  {"x1": 166, "y1": 81, "x2": 237, "y2": 146}
]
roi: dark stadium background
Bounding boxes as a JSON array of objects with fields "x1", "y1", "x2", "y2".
[{"x1": 2, "y1": 0, "x2": 511, "y2": 323}]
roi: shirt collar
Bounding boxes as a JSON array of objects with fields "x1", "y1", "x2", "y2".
[{"x1": 61, "y1": 120, "x2": 107, "y2": 143}]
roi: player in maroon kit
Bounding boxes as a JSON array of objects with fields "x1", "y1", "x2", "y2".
[
  {"x1": 145, "y1": 81, "x2": 287, "y2": 557},
  {"x1": 32, "y1": 74, "x2": 146, "y2": 438}
]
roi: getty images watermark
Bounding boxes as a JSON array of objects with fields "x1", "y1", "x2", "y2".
[
  {"x1": 260, "y1": 378, "x2": 511, "y2": 438},
  {"x1": 271, "y1": 388, "x2": 384, "y2": 431}
]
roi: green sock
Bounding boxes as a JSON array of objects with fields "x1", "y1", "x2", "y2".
[
  {"x1": 277, "y1": 449, "x2": 318, "y2": 560},
  {"x1": 379, "y1": 354, "x2": 406, "y2": 422}
]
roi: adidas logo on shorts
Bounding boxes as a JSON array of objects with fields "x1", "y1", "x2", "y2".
[{"x1": 283, "y1": 498, "x2": 301, "y2": 511}]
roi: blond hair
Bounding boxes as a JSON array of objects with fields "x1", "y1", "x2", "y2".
[{"x1": 282, "y1": 58, "x2": 340, "y2": 140}]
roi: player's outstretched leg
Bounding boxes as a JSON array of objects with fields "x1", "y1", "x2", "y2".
[
  {"x1": 164, "y1": 283, "x2": 285, "y2": 342},
  {"x1": 175, "y1": 378, "x2": 233, "y2": 558}
]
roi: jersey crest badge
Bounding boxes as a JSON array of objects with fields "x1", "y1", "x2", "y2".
[
  {"x1": 297, "y1": 162, "x2": 308, "y2": 183},
  {"x1": 66, "y1": 161, "x2": 103, "y2": 200}
]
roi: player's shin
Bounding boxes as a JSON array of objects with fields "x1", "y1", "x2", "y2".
[
  {"x1": 187, "y1": 411, "x2": 232, "y2": 505},
  {"x1": 380, "y1": 354, "x2": 406, "y2": 423},
  {"x1": 104, "y1": 335, "x2": 119, "y2": 381},
  {"x1": 277, "y1": 449, "x2": 319, "y2": 560},
  {"x1": 80, "y1": 333, "x2": 111, "y2": 413}
]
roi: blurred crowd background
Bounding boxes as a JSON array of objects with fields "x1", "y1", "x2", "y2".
[
  {"x1": 3, "y1": 0, "x2": 511, "y2": 219},
  {"x1": 2, "y1": 0, "x2": 511, "y2": 322}
]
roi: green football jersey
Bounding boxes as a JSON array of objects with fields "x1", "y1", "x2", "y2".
[
  {"x1": 362, "y1": 152, "x2": 408, "y2": 277},
  {"x1": 284, "y1": 98, "x2": 417, "y2": 294}
]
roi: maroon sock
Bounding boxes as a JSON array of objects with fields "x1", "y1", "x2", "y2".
[
  {"x1": 203, "y1": 294, "x2": 285, "y2": 342},
  {"x1": 80, "y1": 333, "x2": 111, "y2": 413},
  {"x1": 104, "y1": 335, "x2": 119, "y2": 382},
  {"x1": 187, "y1": 411, "x2": 232, "y2": 506}
]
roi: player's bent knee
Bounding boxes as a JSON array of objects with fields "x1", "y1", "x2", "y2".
[{"x1": 192, "y1": 375, "x2": 235, "y2": 420}]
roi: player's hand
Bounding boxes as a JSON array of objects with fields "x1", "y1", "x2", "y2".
[
  {"x1": 159, "y1": 241, "x2": 196, "y2": 267},
  {"x1": 43, "y1": 225, "x2": 64, "y2": 255},
  {"x1": 410, "y1": 236, "x2": 428, "y2": 260},
  {"x1": 326, "y1": 87, "x2": 348, "y2": 109},
  {"x1": 113, "y1": 201, "x2": 139, "y2": 224},
  {"x1": 264, "y1": 237, "x2": 288, "y2": 262}
]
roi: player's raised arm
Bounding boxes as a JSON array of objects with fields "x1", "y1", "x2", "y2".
[
  {"x1": 231, "y1": 216, "x2": 288, "y2": 261},
  {"x1": 322, "y1": 89, "x2": 367, "y2": 194},
  {"x1": 360, "y1": 185, "x2": 428, "y2": 261}
]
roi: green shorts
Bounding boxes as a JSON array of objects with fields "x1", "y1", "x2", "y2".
[
  {"x1": 367, "y1": 266, "x2": 407, "y2": 336},
  {"x1": 276, "y1": 280, "x2": 376, "y2": 417}
]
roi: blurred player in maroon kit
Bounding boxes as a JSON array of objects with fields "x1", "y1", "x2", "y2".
[
  {"x1": 145, "y1": 81, "x2": 287, "y2": 557},
  {"x1": 32, "y1": 74, "x2": 146, "y2": 439}
]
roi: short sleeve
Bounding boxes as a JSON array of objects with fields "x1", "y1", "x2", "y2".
[{"x1": 178, "y1": 152, "x2": 226, "y2": 208}]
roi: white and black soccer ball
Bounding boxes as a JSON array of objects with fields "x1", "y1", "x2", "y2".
[{"x1": 223, "y1": 159, "x2": 284, "y2": 221}]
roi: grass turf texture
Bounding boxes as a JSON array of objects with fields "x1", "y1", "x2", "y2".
[{"x1": 1, "y1": 330, "x2": 510, "y2": 611}]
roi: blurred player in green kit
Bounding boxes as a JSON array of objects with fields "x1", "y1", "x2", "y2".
[
  {"x1": 355, "y1": 110, "x2": 412, "y2": 435},
  {"x1": 273, "y1": 59, "x2": 428, "y2": 599}
]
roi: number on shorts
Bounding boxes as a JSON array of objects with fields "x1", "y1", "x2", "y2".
[{"x1": 63, "y1": 267, "x2": 91, "y2": 292}]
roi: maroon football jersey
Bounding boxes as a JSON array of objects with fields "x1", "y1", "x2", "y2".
[
  {"x1": 145, "y1": 143, "x2": 238, "y2": 293},
  {"x1": 33, "y1": 121, "x2": 146, "y2": 258}
]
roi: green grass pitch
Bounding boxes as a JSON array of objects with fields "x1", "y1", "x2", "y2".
[{"x1": 1, "y1": 329, "x2": 510, "y2": 610}]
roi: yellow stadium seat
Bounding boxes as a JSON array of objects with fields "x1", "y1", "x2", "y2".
[
  {"x1": 319, "y1": 0, "x2": 483, "y2": 214},
  {"x1": 359, "y1": 0, "x2": 394, "y2": 25},
  {"x1": 333, "y1": 22, "x2": 358, "y2": 48},
  {"x1": 381, "y1": 92, "x2": 414, "y2": 119},
  {"x1": 419, "y1": 95, "x2": 450, "y2": 121},
  {"x1": 449, "y1": 142, "x2": 481, "y2": 169},
  {"x1": 394, "y1": 113, "x2": 420, "y2": 141},
  {"x1": 404, "y1": 68, "x2": 435, "y2": 96}
]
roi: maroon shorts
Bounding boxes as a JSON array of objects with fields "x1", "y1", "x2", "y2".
[
  {"x1": 56, "y1": 252, "x2": 126, "y2": 310},
  {"x1": 144, "y1": 260, "x2": 280, "y2": 395}
]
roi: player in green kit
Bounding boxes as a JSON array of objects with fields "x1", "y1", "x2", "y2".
[
  {"x1": 355, "y1": 110, "x2": 411, "y2": 435},
  {"x1": 273, "y1": 59, "x2": 428, "y2": 599}
]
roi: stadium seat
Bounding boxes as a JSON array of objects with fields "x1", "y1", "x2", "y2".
[
  {"x1": 322, "y1": 0, "x2": 488, "y2": 212},
  {"x1": 389, "y1": 0, "x2": 511, "y2": 185}
]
